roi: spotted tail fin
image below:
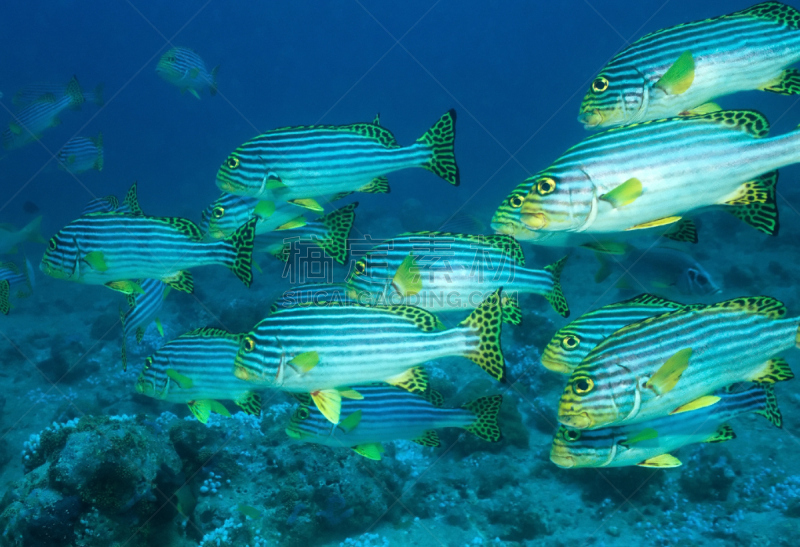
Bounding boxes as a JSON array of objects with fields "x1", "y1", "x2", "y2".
[
  {"x1": 459, "y1": 289, "x2": 504, "y2": 381},
  {"x1": 226, "y1": 217, "x2": 257, "y2": 287},
  {"x1": 543, "y1": 256, "x2": 570, "y2": 318},
  {"x1": 463, "y1": 395, "x2": 503, "y2": 442},
  {"x1": 315, "y1": 202, "x2": 358, "y2": 265},
  {"x1": 417, "y1": 109, "x2": 459, "y2": 186}
]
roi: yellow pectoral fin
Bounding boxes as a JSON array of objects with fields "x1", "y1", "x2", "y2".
[
  {"x1": 311, "y1": 389, "x2": 342, "y2": 424},
  {"x1": 288, "y1": 198, "x2": 324, "y2": 212},
  {"x1": 166, "y1": 368, "x2": 194, "y2": 389},
  {"x1": 266, "y1": 173, "x2": 286, "y2": 189},
  {"x1": 338, "y1": 410, "x2": 362, "y2": 433},
  {"x1": 645, "y1": 348, "x2": 692, "y2": 395},
  {"x1": 392, "y1": 253, "x2": 422, "y2": 297},
  {"x1": 670, "y1": 395, "x2": 720, "y2": 415},
  {"x1": 83, "y1": 251, "x2": 108, "y2": 272},
  {"x1": 289, "y1": 351, "x2": 319, "y2": 373},
  {"x1": 637, "y1": 454, "x2": 682, "y2": 468},
  {"x1": 254, "y1": 200, "x2": 276, "y2": 219},
  {"x1": 339, "y1": 389, "x2": 363, "y2": 400},
  {"x1": 626, "y1": 216, "x2": 682, "y2": 231},
  {"x1": 654, "y1": 50, "x2": 695, "y2": 95},
  {"x1": 352, "y1": 443, "x2": 384, "y2": 460},
  {"x1": 209, "y1": 400, "x2": 231, "y2": 418},
  {"x1": 154, "y1": 317, "x2": 164, "y2": 337},
  {"x1": 622, "y1": 427, "x2": 658, "y2": 447},
  {"x1": 599, "y1": 178, "x2": 642, "y2": 209}
]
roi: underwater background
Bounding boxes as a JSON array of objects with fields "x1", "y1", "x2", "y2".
[{"x1": 2, "y1": 1, "x2": 800, "y2": 545}]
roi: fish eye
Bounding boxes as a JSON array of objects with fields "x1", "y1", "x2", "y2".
[
  {"x1": 561, "y1": 334, "x2": 580, "y2": 351},
  {"x1": 592, "y1": 76, "x2": 609, "y2": 93},
  {"x1": 508, "y1": 195, "x2": 524, "y2": 209},
  {"x1": 563, "y1": 428, "x2": 581, "y2": 442},
  {"x1": 573, "y1": 376, "x2": 594, "y2": 395},
  {"x1": 48, "y1": 238, "x2": 57, "y2": 251},
  {"x1": 226, "y1": 156, "x2": 240, "y2": 170},
  {"x1": 243, "y1": 336, "x2": 256, "y2": 353},
  {"x1": 212, "y1": 206, "x2": 225, "y2": 219},
  {"x1": 297, "y1": 407, "x2": 309, "y2": 420},
  {"x1": 536, "y1": 178, "x2": 556, "y2": 196},
  {"x1": 354, "y1": 260, "x2": 366, "y2": 275},
  {"x1": 144, "y1": 357, "x2": 153, "y2": 370}
]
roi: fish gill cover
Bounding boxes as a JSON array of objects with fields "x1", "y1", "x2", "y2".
[{"x1": 1, "y1": 1, "x2": 800, "y2": 546}]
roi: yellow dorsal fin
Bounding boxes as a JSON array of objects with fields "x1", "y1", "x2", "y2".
[
  {"x1": 289, "y1": 351, "x2": 319, "y2": 373},
  {"x1": 654, "y1": 50, "x2": 694, "y2": 95},
  {"x1": 392, "y1": 253, "x2": 422, "y2": 297},
  {"x1": 637, "y1": 454, "x2": 682, "y2": 468},
  {"x1": 670, "y1": 394, "x2": 720, "y2": 415},
  {"x1": 599, "y1": 177, "x2": 642, "y2": 208},
  {"x1": 311, "y1": 389, "x2": 342, "y2": 424},
  {"x1": 645, "y1": 348, "x2": 692, "y2": 395}
]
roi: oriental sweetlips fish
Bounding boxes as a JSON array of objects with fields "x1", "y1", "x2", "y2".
[
  {"x1": 119, "y1": 278, "x2": 170, "y2": 370},
  {"x1": 551, "y1": 383, "x2": 781, "y2": 469},
  {"x1": 57, "y1": 132, "x2": 103, "y2": 173},
  {"x1": 156, "y1": 47, "x2": 219, "y2": 99},
  {"x1": 2, "y1": 76, "x2": 85, "y2": 150},
  {"x1": 541, "y1": 294, "x2": 700, "y2": 375},
  {"x1": 286, "y1": 385, "x2": 502, "y2": 460},
  {"x1": 492, "y1": 111, "x2": 792, "y2": 241},
  {"x1": 578, "y1": 2, "x2": 800, "y2": 128},
  {"x1": 135, "y1": 327, "x2": 262, "y2": 424},
  {"x1": 216, "y1": 110, "x2": 459, "y2": 202},
  {"x1": 344, "y1": 231, "x2": 569, "y2": 322},
  {"x1": 558, "y1": 296, "x2": 796, "y2": 430},
  {"x1": 233, "y1": 290, "x2": 505, "y2": 424},
  {"x1": 40, "y1": 213, "x2": 256, "y2": 294}
]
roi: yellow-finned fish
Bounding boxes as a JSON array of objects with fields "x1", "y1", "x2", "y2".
[
  {"x1": 551, "y1": 383, "x2": 781, "y2": 469},
  {"x1": 579, "y1": 2, "x2": 800, "y2": 128},
  {"x1": 558, "y1": 296, "x2": 796, "y2": 430},
  {"x1": 156, "y1": 47, "x2": 218, "y2": 99}
]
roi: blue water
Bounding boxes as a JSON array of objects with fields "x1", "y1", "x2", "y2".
[{"x1": 2, "y1": 1, "x2": 800, "y2": 546}]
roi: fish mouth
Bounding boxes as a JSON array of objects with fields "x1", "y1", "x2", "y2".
[
  {"x1": 558, "y1": 411, "x2": 593, "y2": 429},
  {"x1": 491, "y1": 221, "x2": 516, "y2": 236},
  {"x1": 216, "y1": 179, "x2": 241, "y2": 194},
  {"x1": 233, "y1": 362, "x2": 252, "y2": 381},
  {"x1": 520, "y1": 213, "x2": 548, "y2": 230},
  {"x1": 540, "y1": 355, "x2": 571, "y2": 374},
  {"x1": 549, "y1": 449, "x2": 575, "y2": 469},
  {"x1": 578, "y1": 109, "x2": 604, "y2": 128}
]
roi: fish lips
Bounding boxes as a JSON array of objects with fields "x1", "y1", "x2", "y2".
[
  {"x1": 549, "y1": 448, "x2": 576, "y2": 469},
  {"x1": 578, "y1": 109, "x2": 604, "y2": 128},
  {"x1": 558, "y1": 411, "x2": 594, "y2": 430}
]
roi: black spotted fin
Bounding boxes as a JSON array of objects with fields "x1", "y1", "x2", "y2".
[
  {"x1": 386, "y1": 366, "x2": 429, "y2": 394},
  {"x1": 162, "y1": 271, "x2": 194, "y2": 294},
  {"x1": 315, "y1": 202, "x2": 358, "y2": 265},
  {"x1": 751, "y1": 357, "x2": 794, "y2": 384},
  {"x1": 235, "y1": 391, "x2": 262, "y2": 417},
  {"x1": 662, "y1": 218, "x2": 698, "y2": 244},
  {"x1": 722, "y1": 171, "x2": 779, "y2": 236},
  {"x1": 411, "y1": 430, "x2": 440, "y2": 447},
  {"x1": 416, "y1": 109, "x2": 459, "y2": 186},
  {"x1": 463, "y1": 394, "x2": 502, "y2": 442},
  {"x1": 544, "y1": 256, "x2": 570, "y2": 318},
  {"x1": 645, "y1": 348, "x2": 692, "y2": 395},
  {"x1": 704, "y1": 424, "x2": 736, "y2": 443},
  {"x1": 754, "y1": 383, "x2": 783, "y2": 428},
  {"x1": 760, "y1": 67, "x2": 800, "y2": 95},
  {"x1": 654, "y1": 50, "x2": 695, "y2": 95},
  {"x1": 459, "y1": 289, "x2": 505, "y2": 381},
  {"x1": 500, "y1": 293, "x2": 522, "y2": 325}
]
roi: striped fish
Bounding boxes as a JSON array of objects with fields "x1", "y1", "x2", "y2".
[
  {"x1": 0, "y1": 280, "x2": 9, "y2": 315},
  {"x1": 215, "y1": 110, "x2": 459, "y2": 203},
  {"x1": 542, "y1": 294, "x2": 697, "y2": 375},
  {"x1": 271, "y1": 283, "x2": 357, "y2": 312},
  {"x1": 2, "y1": 75, "x2": 85, "y2": 150},
  {"x1": 81, "y1": 181, "x2": 143, "y2": 216},
  {"x1": 119, "y1": 279, "x2": 170, "y2": 370},
  {"x1": 286, "y1": 385, "x2": 502, "y2": 460},
  {"x1": 135, "y1": 327, "x2": 261, "y2": 423},
  {"x1": 200, "y1": 193, "x2": 357, "y2": 264},
  {"x1": 13, "y1": 81, "x2": 104, "y2": 107},
  {"x1": 551, "y1": 383, "x2": 781, "y2": 469},
  {"x1": 0, "y1": 258, "x2": 34, "y2": 299},
  {"x1": 233, "y1": 289, "x2": 505, "y2": 424},
  {"x1": 57, "y1": 132, "x2": 103, "y2": 173},
  {"x1": 40, "y1": 213, "x2": 256, "y2": 294},
  {"x1": 579, "y1": 2, "x2": 800, "y2": 128},
  {"x1": 345, "y1": 232, "x2": 569, "y2": 322},
  {"x1": 492, "y1": 111, "x2": 791, "y2": 241},
  {"x1": 156, "y1": 47, "x2": 218, "y2": 99},
  {"x1": 558, "y1": 296, "x2": 797, "y2": 430}
]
